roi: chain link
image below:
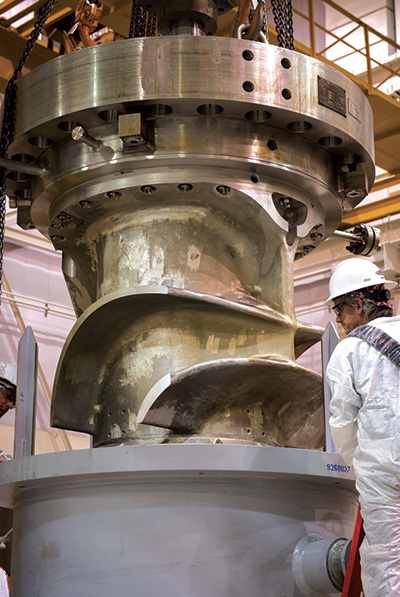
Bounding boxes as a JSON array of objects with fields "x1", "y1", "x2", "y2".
[
  {"x1": 271, "y1": 0, "x2": 294, "y2": 50},
  {"x1": 0, "y1": 0, "x2": 57, "y2": 304}
]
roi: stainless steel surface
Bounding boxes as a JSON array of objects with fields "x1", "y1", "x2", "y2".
[
  {"x1": 333, "y1": 224, "x2": 381, "y2": 256},
  {"x1": 333, "y1": 230, "x2": 359, "y2": 241},
  {"x1": 0, "y1": 445, "x2": 357, "y2": 597},
  {"x1": 5, "y1": 36, "x2": 375, "y2": 446},
  {"x1": 0, "y1": 158, "x2": 45, "y2": 177},
  {"x1": 292, "y1": 536, "x2": 347, "y2": 596},
  {"x1": 321, "y1": 322, "x2": 339, "y2": 454},
  {"x1": 14, "y1": 326, "x2": 37, "y2": 458},
  {"x1": 138, "y1": 357, "x2": 324, "y2": 448},
  {"x1": 0, "y1": 15, "x2": 378, "y2": 596},
  {"x1": 71, "y1": 125, "x2": 103, "y2": 151}
]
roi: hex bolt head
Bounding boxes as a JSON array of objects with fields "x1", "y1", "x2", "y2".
[
  {"x1": 57, "y1": 212, "x2": 72, "y2": 222},
  {"x1": 141, "y1": 185, "x2": 156, "y2": 194},
  {"x1": 178, "y1": 184, "x2": 193, "y2": 192},
  {"x1": 279, "y1": 196, "x2": 292, "y2": 208},
  {"x1": 79, "y1": 200, "x2": 93, "y2": 208},
  {"x1": 216, "y1": 185, "x2": 230, "y2": 195},
  {"x1": 310, "y1": 232, "x2": 323, "y2": 241},
  {"x1": 106, "y1": 191, "x2": 121, "y2": 200},
  {"x1": 303, "y1": 245, "x2": 315, "y2": 254}
]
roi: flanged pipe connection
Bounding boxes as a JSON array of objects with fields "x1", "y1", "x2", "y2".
[{"x1": 292, "y1": 534, "x2": 351, "y2": 596}]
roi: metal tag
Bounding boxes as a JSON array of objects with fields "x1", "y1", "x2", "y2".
[
  {"x1": 318, "y1": 76, "x2": 347, "y2": 117},
  {"x1": 348, "y1": 98, "x2": 361, "y2": 122}
]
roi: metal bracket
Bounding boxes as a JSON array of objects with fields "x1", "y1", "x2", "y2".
[{"x1": 118, "y1": 113, "x2": 155, "y2": 152}]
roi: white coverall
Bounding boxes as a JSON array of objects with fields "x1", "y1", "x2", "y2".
[{"x1": 327, "y1": 314, "x2": 400, "y2": 597}]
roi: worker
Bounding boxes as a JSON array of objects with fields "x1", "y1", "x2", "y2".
[
  {"x1": 0, "y1": 363, "x2": 17, "y2": 419},
  {"x1": 325, "y1": 257, "x2": 399, "y2": 596},
  {"x1": 0, "y1": 363, "x2": 17, "y2": 462}
]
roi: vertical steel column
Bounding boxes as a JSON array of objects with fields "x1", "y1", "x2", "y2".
[
  {"x1": 14, "y1": 327, "x2": 38, "y2": 458},
  {"x1": 308, "y1": 0, "x2": 316, "y2": 57},
  {"x1": 321, "y1": 321, "x2": 339, "y2": 453}
]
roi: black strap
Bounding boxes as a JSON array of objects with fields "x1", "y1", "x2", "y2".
[{"x1": 348, "y1": 324, "x2": 400, "y2": 368}]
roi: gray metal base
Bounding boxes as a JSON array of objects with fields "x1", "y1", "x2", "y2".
[{"x1": 0, "y1": 445, "x2": 357, "y2": 597}]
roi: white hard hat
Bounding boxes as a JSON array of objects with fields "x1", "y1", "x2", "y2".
[
  {"x1": 326, "y1": 258, "x2": 397, "y2": 305},
  {"x1": 0, "y1": 363, "x2": 17, "y2": 389}
]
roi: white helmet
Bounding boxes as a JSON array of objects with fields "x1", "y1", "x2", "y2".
[
  {"x1": 326, "y1": 258, "x2": 397, "y2": 305},
  {"x1": 0, "y1": 363, "x2": 17, "y2": 390}
]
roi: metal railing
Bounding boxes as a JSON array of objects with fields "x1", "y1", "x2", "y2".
[{"x1": 266, "y1": 0, "x2": 400, "y2": 98}]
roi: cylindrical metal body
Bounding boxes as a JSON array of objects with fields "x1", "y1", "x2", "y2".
[
  {"x1": 3, "y1": 28, "x2": 375, "y2": 596},
  {"x1": 0, "y1": 445, "x2": 357, "y2": 597},
  {"x1": 6, "y1": 37, "x2": 374, "y2": 447}
]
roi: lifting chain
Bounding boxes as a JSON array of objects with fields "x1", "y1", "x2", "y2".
[
  {"x1": 249, "y1": 1, "x2": 267, "y2": 35},
  {"x1": 270, "y1": 0, "x2": 294, "y2": 50},
  {"x1": 128, "y1": 0, "x2": 157, "y2": 38},
  {"x1": 0, "y1": 0, "x2": 57, "y2": 304}
]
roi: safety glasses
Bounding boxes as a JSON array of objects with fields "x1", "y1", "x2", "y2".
[{"x1": 332, "y1": 301, "x2": 347, "y2": 316}]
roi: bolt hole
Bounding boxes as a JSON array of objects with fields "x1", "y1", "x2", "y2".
[
  {"x1": 267, "y1": 140, "x2": 277, "y2": 151},
  {"x1": 281, "y1": 57, "x2": 291, "y2": 69},
  {"x1": 243, "y1": 81, "x2": 255, "y2": 92},
  {"x1": 197, "y1": 104, "x2": 223, "y2": 115},
  {"x1": 282, "y1": 88, "x2": 292, "y2": 100},
  {"x1": 245, "y1": 109, "x2": 270, "y2": 122},
  {"x1": 28, "y1": 136, "x2": 53, "y2": 147},
  {"x1": 318, "y1": 135, "x2": 343, "y2": 147},
  {"x1": 11, "y1": 153, "x2": 35, "y2": 164},
  {"x1": 147, "y1": 104, "x2": 173, "y2": 116},
  {"x1": 58, "y1": 120, "x2": 81, "y2": 132},
  {"x1": 247, "y1": 429, "x2": 251, "y2": 434},
  {"x1": 242, "y1": 49, "x2": 254, "y2": 61},
  {"x1": 287, "y1": 121, "x2": 312, "y2": 133},
  {"x1": 251, "y1": 174, "x2": 259, "y2": 183},
  {"x1": 98, "y1": 109, "x2": 120, "y2": 122},
  {"x1": 262, "y1": 432, "x2": 265, "y2": 437},
  {"x1": 14, "y1": 188, "x2": 31, "y2": 199}
]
